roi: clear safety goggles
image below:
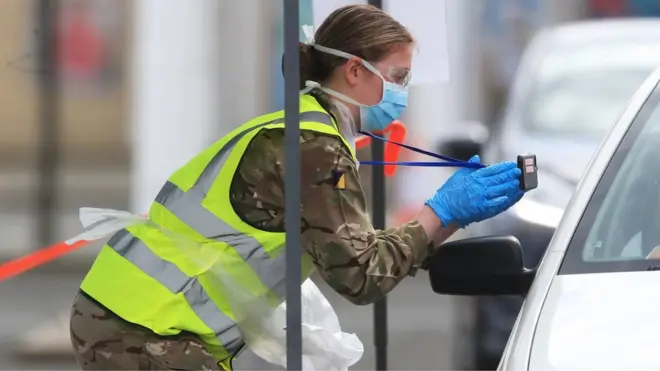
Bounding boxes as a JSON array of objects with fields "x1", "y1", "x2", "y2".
[{"x1": 313, "y1": 44, "x2": 412, "y2": 88}]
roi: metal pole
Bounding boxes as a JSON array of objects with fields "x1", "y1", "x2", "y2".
[
  {"x1": 283, "y1": 0, "x2": 302, "y2": 370},
  {"x1": 367, "y1": 1, "x2": 388, "y2": 370},
  {"x1": 371, "y1": 123, "x2": 388, "y2": 371},
  {"x1": 36, "y1": 0, "x2": 59, "y2": 249}
]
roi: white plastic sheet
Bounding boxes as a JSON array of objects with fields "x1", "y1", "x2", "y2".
[
  {"x1": 65, "y1": 207, "x2": 149, "y2": 244},
  {"x1": 216, "y1": 264, "x2": 363, "y2": 371},
  {"x1": 67, "y1": 207, "x2": 364, "y2": 371}
]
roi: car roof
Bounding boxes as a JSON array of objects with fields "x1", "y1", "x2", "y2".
[
  {"x1": 521, "y1": 18, "x2": 660, "y2": 77},
  {"x1": 544, "y1": 18, "x2": 660, "y2": 47}
]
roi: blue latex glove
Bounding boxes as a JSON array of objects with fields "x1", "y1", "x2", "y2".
[{"x1": 425, "y1": 155, "x2": 525, "y2": 228}]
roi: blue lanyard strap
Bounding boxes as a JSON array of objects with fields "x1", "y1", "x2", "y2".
[
  {"x1": 357, "y1": 130, "x2": 486, "y2": 169},
  {"x1": 359, "y1": 161, "x2": 483, "y2": 168}
]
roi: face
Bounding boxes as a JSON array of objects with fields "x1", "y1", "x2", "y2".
[{"x1": 341, "y1": 43, "x2": 413, "y2": 106}]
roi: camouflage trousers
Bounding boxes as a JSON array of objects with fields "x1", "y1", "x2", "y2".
[{"x1": 70, "y1": 291, "x2": 226, "y2": 370}]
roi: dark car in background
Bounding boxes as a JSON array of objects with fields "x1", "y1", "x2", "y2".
[{"x1": 439, "y1": 19, "x2": 660, "y2": 370}]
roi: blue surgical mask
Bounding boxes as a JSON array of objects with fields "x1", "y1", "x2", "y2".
[
  {"x1": 299, "y1": 42, "x2": 410, "y2": 133},
  {"x1": 360, "y1": 78, "x2": 408, "y2": 132}
]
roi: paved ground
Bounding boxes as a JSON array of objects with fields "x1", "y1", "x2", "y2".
[{"x1": 0, "y1": 269, "x2": 84, "y2": 370}]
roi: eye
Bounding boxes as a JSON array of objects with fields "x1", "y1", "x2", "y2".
[
  {"x1": 393, "y1": 73, "x2": 408, "y2": 86},
  {"x1": 392, "y1": 72, "x2": 411, "y2": 87},
  {"x1": 386, "y1": 66, "x2": 411, "y2": 87}
]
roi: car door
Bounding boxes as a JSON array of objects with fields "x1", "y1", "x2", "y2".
[{"x1": 499, "y1": 65, "x2": 660, "y2": 371}]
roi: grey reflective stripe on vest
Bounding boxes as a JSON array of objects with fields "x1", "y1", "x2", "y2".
[
  {"x1": 107, "y1": 230, "x2": 244, "y2": 352},
  {"x1": 108, "y1": 110, "x2": 333, "y2": 354},
  {"x1": 155, "y1": 110, "x2": 334, "y2": 299}
]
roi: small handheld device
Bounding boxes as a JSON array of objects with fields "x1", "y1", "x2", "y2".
[{"x1": 517, "y1": 154, "x2": 538, "y2": 190}]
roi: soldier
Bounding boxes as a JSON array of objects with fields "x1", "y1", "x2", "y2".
[{"x1": 70, "y1": 4, "x2": 525, "y2": 370}]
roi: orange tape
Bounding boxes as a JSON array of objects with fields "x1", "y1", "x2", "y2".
[
  {"x1": 0, "y1": 239, "x2": 91, "y2": 282},
  {"x1": 0, "y1": 213, "x2": 149, "y2": 282},
  {"x1": 355, "y1": 121, "x2": 407, "y2": 177}
]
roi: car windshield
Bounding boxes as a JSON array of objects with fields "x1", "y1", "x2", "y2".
[
  {"x1": 524, "y1": 42, "x2": 660, "y2": 137},
  {"x1": 561, "y1": 79, "x2": 660, "y2": 274}
]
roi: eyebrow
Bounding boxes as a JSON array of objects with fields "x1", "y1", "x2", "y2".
[
  {"x1": 391, "y1": 69, "x2": 410, "y2": 78},
  {"x1": 391, "y1": 66, "x2": 410, "y2": 73}
]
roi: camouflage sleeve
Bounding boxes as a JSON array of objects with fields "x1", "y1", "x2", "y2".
[{"x1": 299, "y1": 132, "x2": 430, "y2": 305}]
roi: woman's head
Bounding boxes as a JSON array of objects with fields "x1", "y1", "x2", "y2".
[{"x1": 299, "y1": 5, "x2": 414, "y2": 131}]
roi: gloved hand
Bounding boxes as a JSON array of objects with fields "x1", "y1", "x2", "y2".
[{"x1": 425, "y1": 155, "x2": 525, "y2": 228}]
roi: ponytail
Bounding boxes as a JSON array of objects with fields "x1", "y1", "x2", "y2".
[{"x1": 282, "y1": 42, "x2": 319, "y2": 90}]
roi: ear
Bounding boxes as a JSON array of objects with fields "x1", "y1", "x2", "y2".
[{"x1": 343, "y1": 57, "x2": 363, "y2": 87}]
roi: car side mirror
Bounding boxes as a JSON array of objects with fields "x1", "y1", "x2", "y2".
[
  {"x1": 427, "y1": 236, "x2": 535, "y2": 296},
  {"x1": 437, "y1": 139, "x2": 482, "y2": 162}
]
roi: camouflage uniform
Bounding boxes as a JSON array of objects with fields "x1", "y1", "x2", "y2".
[
  {"x1": 232, "y1": 125, "x2": 431, "y2": 305},
  {"x1": 70, "y1": 292, "x2": 223, "y2": 370},
  {"x1": 70, "y1": 95, "x2": 432, "y2": 369}
]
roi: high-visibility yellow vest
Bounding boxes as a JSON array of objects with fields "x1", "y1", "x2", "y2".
[{"x1": 80, "y1": 94, "x2": 357, "y2": 362}]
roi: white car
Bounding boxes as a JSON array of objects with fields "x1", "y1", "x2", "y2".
[{"x1": 429, "y1": 65, "x2": 660, "y2": 371}]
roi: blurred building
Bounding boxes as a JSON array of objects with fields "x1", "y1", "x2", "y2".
[
  {"x1": 0, "y1": 0, "x2": 131, "y2": 261},
  {"x1": 0, "y1": 0, "x2": 130, "y2": 168}
]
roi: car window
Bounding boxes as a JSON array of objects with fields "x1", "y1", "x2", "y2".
[
  {"x1": 526, "y1": 69, "x2": 651, "y2": 136},
  {"x1": 561, "y1": 81, "x2": 660, "y2": 274},
  {"x1": 523, "y1": 42, "x2": 660, "y2": 137}
]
